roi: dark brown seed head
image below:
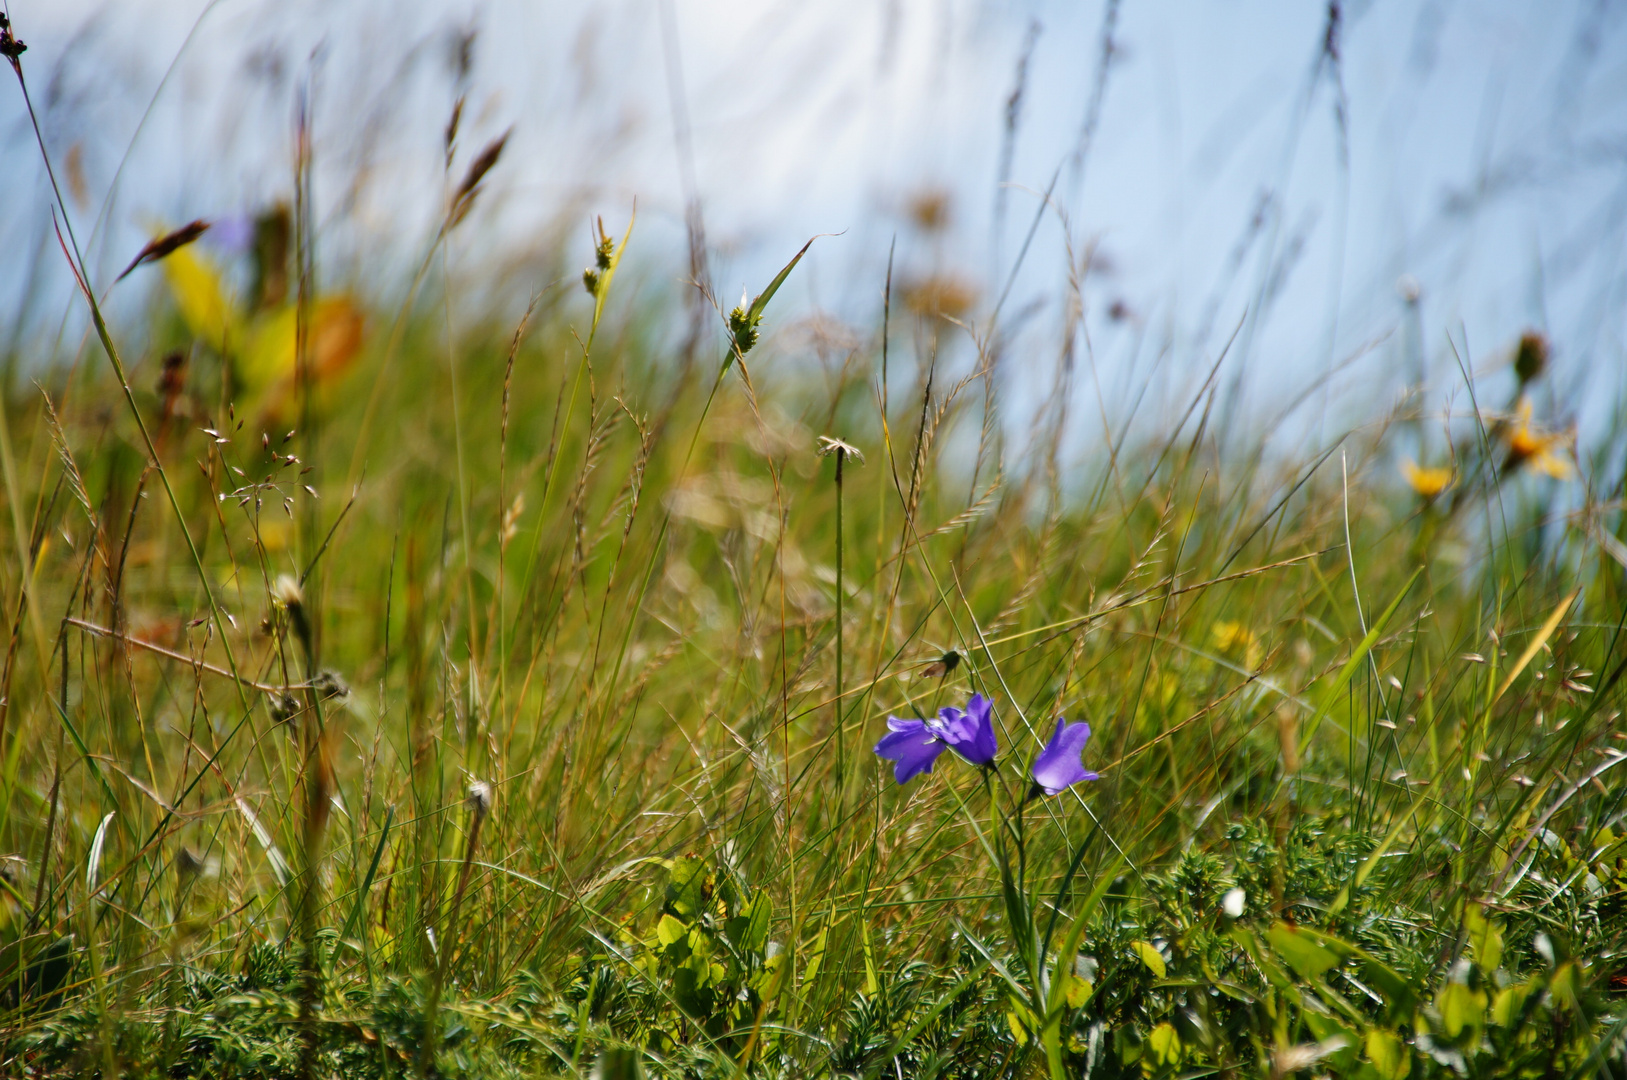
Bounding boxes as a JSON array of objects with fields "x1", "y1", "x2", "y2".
[
  {"x1": 115, "y1": 220, "x2": 211, "y2": 282},
  {"x1": 1514, "y1": 331, "x2": 1549, "y2": 385}
]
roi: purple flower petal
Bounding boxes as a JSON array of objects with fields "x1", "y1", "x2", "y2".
[
  {"x1": 1030, "y1": 719, "x2": 1098, "y2": 796},
  {"x1": 936, "y1": 693, "x2": 997, "y2": 766},
  {"x1": 207, "y1": 213, "x2": 256, "y2": 254},
  {"x1": 875, "y1": 717, "x2": 947, "y2": 784}
]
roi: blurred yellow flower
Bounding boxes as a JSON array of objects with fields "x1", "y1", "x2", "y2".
[
  {"x1": 158, "y1": 243, "x2": 367, "y2": 422},
  {"x1": 1504, "y1": 398, "x2": 1573, "y2": 480},
  {"x1": 162, "y1": 245, "x2": 233, "y2": 353},
  {"x1": 1401, "y1": 459, "x2": 1453, "y2": 499},
  {"x1": 1211, "y1": 621, "x2": 1262, "y2": 670}
]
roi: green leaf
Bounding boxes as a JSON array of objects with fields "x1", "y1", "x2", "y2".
[
  {"x1": 1490, "y1": 981, "x2": 1534, "y2": 1027},
  {"x1": 800, "y1": 924, "x2": 829, "y2": 986},
  {"x1": 861, "y1": 921, "x2": 880, "y2": 997},
  {"x1": 1267, "y1": 922, "x2": 1341, "y2": 980},
  {"x1": 1465, "y1": 903, "x2": 1504, "y2": 973},
  {"x1": 1364, "y1": 1028, "x2": 1411, "y2": 1080},
  {"x1": 721, "y1": 236, "x2": 817, "y2": 372},
  {"x1": 746, "y1": 893, "x2": 772, "y2": 952},
  {"x1": 1233, "y1": 927, "x2": 1302, "y2": 1002},
  {"x1": 337, "y1": 805, "x2": 393, "y2": 946},
  {"x1": 1147, "y1": 1022, "x2": 1181, "y2": 1066},
  {"x1": 1042, "y1": 850, "x2": 1123, "y2": 1017},
  {"x1": 1360, "y1": 959, "x2": 1419, "y2": 1023},
  {"x1": 593, "y1": 1046, "x2": 643, "y2": 1080},
  {"x1": 655, "y1": 914, "x2": 689, "y2": 947},
  {"x1": 747, "y1": 237, "x2": 816, "y2": 326},
  {"x1": 1300, "y1": 1012, "x2": 1359, "y2": 1071},
  {"x1": 664, "y1": 856, "x2": 708, "y2": 918},
  {"x1": 1437, "y1": 981, "x2": 1486, "y2": 1039},
  {"x1": 1132, "y1": 940, "x2": 1166, "y2": 980}
]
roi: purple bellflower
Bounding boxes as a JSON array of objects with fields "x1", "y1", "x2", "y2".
[
  {"x1": 874, "y1": 693, "x2": 999, "y2": 784},
  {"x1": 1029, "y1": 719, "x2": 1100, "y2": 796},
  {"x1": 874, "y1": 717, "x2": 947, "y2": 784},
  {"x1": 934, "y1": 693, "x2": 998, "y2": 766}
]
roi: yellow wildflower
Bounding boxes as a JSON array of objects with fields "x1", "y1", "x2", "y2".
[
  {"x1": 1504, "y1": 398, "x2": 1573, "y2": 479},
  {"x1": 1401, "y1": 459, "x2": 1454, "y2": 499},
  {"x1": 1211, "y1": 621, "x2": 1262, "y2": 670}
]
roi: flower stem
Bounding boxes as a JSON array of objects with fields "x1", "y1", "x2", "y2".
[{"x1": 834, "y1": 447, "x2": 845, "y2": 803}]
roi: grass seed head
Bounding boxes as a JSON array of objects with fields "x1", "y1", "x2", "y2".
[
  {"x1": 268, "y1": 692, "x2": 302, "y2": 724},
  {"x1": 0, "y1": 13, "x2": 27, "y2": 62}
]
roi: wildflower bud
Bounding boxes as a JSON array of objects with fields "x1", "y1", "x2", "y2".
[
  {"x1": 1395, "y1": 274, "x2": 1421, "y2": 304},
  {"x1": 466, "y1": 780, "x2": 492, "y2": 820},
  {"x1": 1513, "y1": 330, "x2": 1548, "y2": 385},
  {"x1": 1221, "y1": 887, "x2": 1246, "y2": 919}
]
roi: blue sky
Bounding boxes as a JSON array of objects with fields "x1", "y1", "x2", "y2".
[{"x1": 4, "y1": 0, "x2": 1625, "y2": 458}]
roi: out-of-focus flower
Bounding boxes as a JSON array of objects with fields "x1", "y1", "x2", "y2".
[
  {"x1": 1221, "y1": 887, "x2": 1246, "y2": 918},
  {"x1": 1029, "y1": 719, "x2": 1100, "y2": 796},
  {"x1": 901, "y1": 274, "x2": 976, "y2": 320},
  {"x1": 154, "y1": 237, "x2": 366, "y2": 416},
  {"x1": 905, "y1": 186, "x2": 952, "y2": 233},
  {"x1": 1211, "y1": 621, "x2": 1262, "y2": 670},
  {"x1": 207, "y1": 214, "x2": 257, "y2": 256},
  {"x1": 1503, "y1": 398, "x2": 1572, "y2": 480},
  {"x1": 1401, "y1": 458, "x2": 1454, "y2": 499}
]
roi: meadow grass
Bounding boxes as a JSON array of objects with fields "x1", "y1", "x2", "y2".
[{"x1": 4, "y1": 13, "x2": 1627, "y2": 1078}]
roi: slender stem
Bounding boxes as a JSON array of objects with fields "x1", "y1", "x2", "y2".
[
  {"x1": 5, "y1": 53, "x2": 251, "y2": 717},
  {"x1": 834, "y1": 448, "x2": 845, "y2": 803}
]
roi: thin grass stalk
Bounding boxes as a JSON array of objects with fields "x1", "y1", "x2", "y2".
[
  {"x1": 4, "y1": 44, "x2": 252, "y2": 722},
  {"x1": 417, "y1": 781, "x2": 490, "y2": 1078}
]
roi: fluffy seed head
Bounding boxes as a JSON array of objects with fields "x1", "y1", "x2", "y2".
[
  {"x1": 467, "y1": 780, "x2": 492, "y2": 819},
  {"x1": 273, "y1": 574, "x2": 304, "y2": 610}
]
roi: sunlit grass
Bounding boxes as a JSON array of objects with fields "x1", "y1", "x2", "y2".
[{"x1": 3, "y1": 9, "x2": 1627, "y2": 1077}]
